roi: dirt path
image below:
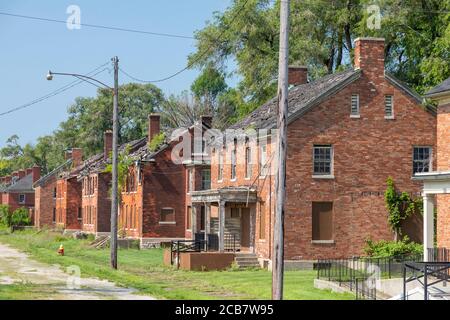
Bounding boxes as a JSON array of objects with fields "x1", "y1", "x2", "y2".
[{"x1": 0, "y1": 243, "x2": 154, "y2": 300}]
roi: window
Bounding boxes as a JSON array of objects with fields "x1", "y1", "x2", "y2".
[
  {"x1": 53, "y1": 187, "x2": 57, "y2": 199},
  {"x1": 218, "y1": 150, "x2": 224, "y2": 181},
  {"x1": 385, "y1": 95, "x2": 394, "y2": 118},
  {"x1": 312, "y1": 202, "x2": 333, "y2": 241},
  {"x1": 413, "y1": 147, "x2": 432, "y2": 174},
  {"x1": 201, "y1": 169, "x2": 211, "y2": 190},
  {"x1": 231, "y1": 208, "x2": 240, "y2": 218},
  {"x1": 186, "y1": 206, "x2": 192, "y2": 230},
  {"x1": 158, "y1": 208, "x2": 174, "y2": 224},
  {"x1": 313, "y1": 145, "x2": 333, "y2": 175},
  {"x1": 52, "y1": 208, "x2": 56, "y2": 223},
  {"x1": 78, "y1": 207, "x2": 82, "y2": 220},
  {"x1": 245, "y1": 143, "x2": 252, "y2": 179},
  {"x1": 259, "y1": 144, "x2": 268, "y2": 177},
  {"x1": 259, "y1": 202, "x2": 266, "y2": 240},
  {"x1": 351, "y1": 94, "x2": 360, "y2": 116},
  {"x1": 187, "y1": 169, "x2": 194, "y2": 193},
  {"x1": 231, "y1": 140, "x2": 237, "y2": 180},
  {"x1": 19, "y1": 194, "x2": 25, "y2": 204}
]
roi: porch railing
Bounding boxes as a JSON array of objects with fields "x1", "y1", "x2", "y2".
[
  {"x1": 170, "y1": 240, "x2": 207, "y2": 269},
  {"x1": 195, "y1": 232, "x2": 240, "y2": 252},
  {"x1": 427, "y1": 247, "x2": 450, "y2": 262},
  {"x1": 316, "y1": 254, "x2": 422, "y2": 300}
]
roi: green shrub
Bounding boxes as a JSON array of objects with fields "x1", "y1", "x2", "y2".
[
  {"x1": 0, "y1": 205, "x2": 11, "y2": 226},
  {"x1": 10, "y1": 207, "x2": 31, "y2": 227},
  {"x1": 148, "y1": 132, "x2": 165, "y2": 152},
  {"x1": 364, "y1": 236, "x2": 422, "y2": 258}
]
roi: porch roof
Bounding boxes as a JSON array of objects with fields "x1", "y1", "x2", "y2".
[
  {"x1": 191, "y1": 187, "x2": 257, "y2": 204},
  {"x1": 413, "y1": 171, "x2": 450, "y2": 195}
]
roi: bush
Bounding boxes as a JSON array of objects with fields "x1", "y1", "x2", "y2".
[
  {"x1": 0, "y1": 205, "x2": 11, "y2": 226},
  {"x1": 364, "y1": 236, "x2": 423, "y2": 258},
  {"x1": 10, "y1": 207, "x2": 31, "y2": 227}
]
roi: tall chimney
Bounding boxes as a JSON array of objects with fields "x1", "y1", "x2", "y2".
[
  {"x1": 26, "y1": 168, "x2": 33, "y2": 176},
  {"x1": 5, "y1": 176, "x2": 11, "y2": 184},
  {"x1": 200, "y1": 115, "x2": 213, "y2": 128},
  {"x1": 64, "y1": 150, "x2": 72, "y2": 160},
  {"x1": 104, "y1": 130, "x2": 113, "y2": 160},
  {"x1": 71, "y1": 148, "x2": 83, "y2": 167},
  {"x1": 148, "y1": 114, "x2": 161, "y2": 143},
  {"x1": 288, "y1": 66, "x2": 308, "y2": 86},
  {"x1": 32, "y1": 165, "x2": 40, "y2": 183},
  {"x1": 354, "y1": 37, "x2": 385, "y2": 78}
]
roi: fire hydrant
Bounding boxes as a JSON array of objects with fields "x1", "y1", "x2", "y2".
[{"x1": 58, "y1": 244, "x2": 64, "y2": 256}]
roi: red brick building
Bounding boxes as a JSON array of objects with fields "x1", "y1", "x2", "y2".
[
  {"x1": 415, "y1": 76, "x2": 450, "y2": 258},
  {"x1": 0, "y1": 166, "x2": 40, "y2": 215},
  {"x1": 190, "y1": 38, "x2": 437, "y2": 264},
  {"x1": 34, "y1": 149, "x2": 83, "y2": 229},
  {"x1": 119, "y1": 114, "x2": 211, "y2": 248}
]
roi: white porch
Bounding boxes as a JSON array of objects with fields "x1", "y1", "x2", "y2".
[{"x1": 413, "y1": 171, "x2": 450, "y2": 261}]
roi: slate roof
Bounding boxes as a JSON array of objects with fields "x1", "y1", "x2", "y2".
[
  {"x1": 5, "y1": 174, "x2": 34, "y2": 193},
  {"x1": 229, "y1": 69, "x2": 361, "y2": 130},
  {"x1": 425, "y1": 77, "x2": 450, "y2": 97}
]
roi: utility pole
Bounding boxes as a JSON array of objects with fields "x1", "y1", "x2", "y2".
[
  {"x1": 111, "y1": 56, "x2": 119, "y2": 269},
  {"x1": 272, "y1": 0, "x2": 289, "y2": 300}
]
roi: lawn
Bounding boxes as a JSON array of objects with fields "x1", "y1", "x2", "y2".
[{"x1": 0, "y1": 227, "x2": 354, "y2": 300}]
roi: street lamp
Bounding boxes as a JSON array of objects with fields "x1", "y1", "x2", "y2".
[{"x1": 47, "y1": 57, "x2": 120, "y2": 269}]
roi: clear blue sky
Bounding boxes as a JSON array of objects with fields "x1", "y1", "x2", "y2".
[{"x1": 0, "y1": 0, "x2": 233, "y2": 148}]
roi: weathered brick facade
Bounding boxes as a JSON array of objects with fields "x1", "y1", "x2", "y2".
[{"x1": 209, "y1": 38, "x2": 436, "y2": 261}]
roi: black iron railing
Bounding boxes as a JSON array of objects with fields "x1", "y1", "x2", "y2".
[
  {"x1": 316, "y1": 254, "x2": 422, "y2": 300},
  {"x1": 403, "y1": 261, "x2": 450, "y2": 300},
  {"x1": 195, "y1": 232, "x2": 239, "y2": 252},
  {"x1": 170, "y1": 240, "x2": 207, "y2": 269}
]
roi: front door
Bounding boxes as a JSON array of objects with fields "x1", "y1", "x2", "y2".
[{"x1": 240, "y1": 208, "x2": 251, "y2": 251}]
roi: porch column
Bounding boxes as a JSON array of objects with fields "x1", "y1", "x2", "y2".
[
  {"x1": 218, "y1": 200, "x2": 225, "y2": 252},
  {"x1": 205, "y1": 205, "x2": 211, "y2": 234},
  {"x1": 192, "y1": 205, "x2": 197, "y2": 240},
  {"x1": 423, "y1": 194, "x2": 434, "y2": 262}
]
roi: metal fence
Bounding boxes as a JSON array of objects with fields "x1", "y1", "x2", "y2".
[
  {"x1": 194, "y1": 232, "x2": 239, "y2": 252},
  {"x1": 317, "y1": 254, "x2": 422, "y2": 300}
]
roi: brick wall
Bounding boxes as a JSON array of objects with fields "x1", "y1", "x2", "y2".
[
  {"x1": 436, "y1": 102, "x2": 450, "y2": 248},
  {"x1": 56, "y1": 177, "x2": 82, "y2": 230},
  {"x1": 81, "y1": 172, "x2": 111, "y2": 234},
  {"x1": 35, "y1": 178, "x2": 56, "y2": 229}
]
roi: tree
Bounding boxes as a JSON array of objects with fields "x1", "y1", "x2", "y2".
[{"x1": 189, "y1": 0, "x2": 449, "y2": 117}]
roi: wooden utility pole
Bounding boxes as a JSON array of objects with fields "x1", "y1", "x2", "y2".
[
  {"x1": 272, "y1": 0, "x2": 289, "y2": 300},
  {"x1": 110, "y1": 56, "x2": 119, "y2": 269}
]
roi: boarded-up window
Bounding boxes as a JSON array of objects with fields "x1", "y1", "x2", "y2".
[
  {"x1": 200, "y1": 206, "x2": 206, "y2": 231},
  {"x1": 53, "y1": 208, "x2": 56, "y2": 223},
  {"x1": 231, "y1": 208, "x2": 240, "y2": 218},
  {"x1": 312, "y1": 202, "x2": 333, "y2": 241},
  {"x1": 259, "y1": 202, "x2": 266, "y2": 240},
  {"x1": 161, "y1": 208, "x2": 175, "y2": 222}
]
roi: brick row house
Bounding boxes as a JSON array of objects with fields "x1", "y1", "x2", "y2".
[
  {"x1": 189, "y1": 38, "x2": 437, "y2": 265},
  {"x1": 118, "y1": 114, "x2": 211, "y2": 248},
  {"x1": 34, "y1": 149, "x2": 83, "y2": 229},
  {"x1": 0, "y1": 166, "x2": 41, "y2": 217}
]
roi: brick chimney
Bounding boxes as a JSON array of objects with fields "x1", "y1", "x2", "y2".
[
  {"x1": 104, "y1": 130, "x2": 113, "y2": 160},
  {"x1": 26, "y1": 168, "x2": 33, "y2": 176},
  {"x1": 64, "y1": 150, "x2": 72, "y2": 160},
  {"x1": 201, "y1": 115, "x2": 213, "y2": 128},
  {"x1": 148, "y1": 114, "x2": 161, "y2": 143},
  {"x1": 71, "y1": 148, "x2": 83, "y2": 167},
  {"x1": 32, "y1": 165, "x2": 40, "y2": 183},
  {"x1": 12, "y1": 171, "x2": 18, "y2": 179},
  {"x1": 4, "y1": 176, "x2": 11, "y2": 184},
  {"x1": 354, "y1": 37, "x2": 385, "y2": 78},
  {"x1": 288, "y1": 66, "x2": 308, "y2": 86}
]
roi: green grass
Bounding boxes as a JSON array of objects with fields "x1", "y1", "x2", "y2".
[{"x1": 0, "y1": 227, "x2": 354, "y2": 300}]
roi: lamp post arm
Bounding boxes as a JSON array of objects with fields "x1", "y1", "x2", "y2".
[{"x1": 49, "y1": 71, "x2": 112, "y2": 90}]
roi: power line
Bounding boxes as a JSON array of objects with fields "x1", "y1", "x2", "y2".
[
  {"x1": 0, "y1": 62, "x2": 110, "y2": 118},
  {"x1": 119, "y1": 0, "x2": 251, "y2": 84},
  {"x1": 0, "y1": 11, "x2": 195, "y2": 40}
]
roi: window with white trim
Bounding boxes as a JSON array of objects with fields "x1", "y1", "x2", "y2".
[
  {"x1": 313, "y1": 145, "x2": 333, "y2": 175},
  {"x1": 218, "y1": 149, "x2": 224, "y2": 181},
  {"x1": 19, "y1": 194, "x2": 25, "y2": 204},
  {"x1": 259, "y1": 143, "x2": 268, "y2": 177},
  {"x1": 413, "y1": 146, "x2": 432, "y2": 174},
  {"x1": 351, "y1": 94, "x2": 360, "y2": 116},
  {"x1": 201, "y1": 169, "x2": 211, "y2": 190},
  {"x1": 385, "y1": 95, "x2": 394, "y2": 118}
]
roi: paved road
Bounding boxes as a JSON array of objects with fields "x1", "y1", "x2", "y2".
[{"x1": 0, "y1": 243, "x2": 154, "y2": 300}]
